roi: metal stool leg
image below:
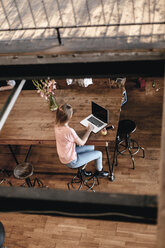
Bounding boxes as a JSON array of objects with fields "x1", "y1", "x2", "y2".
[
  {"x1": 140, "y1": 146, "x2": 145, "y2": 158},
  {"x1": 68, "y1": 168, "x2": 98, "y2": 192},
  {"x1": 24, "y1": 145, "x2": 32, "y2": 162},
  {"x1": 128, "y1": 147, "x2": 135, "y2": 169},
  {"x1": 8, "y1": 144, "x2": 19, "y2": 164},
  {"x1": 0, "y1": 169, "x2": 13, "y2": 186},
  {"x1": 8, "y1": 144, "x2": 33, "y2": 165},
  {"x1": 105, "y1": 142, "x2": 115, "y2": 182},
  {"x1": 32, "y1": 177, "x2": 44, "y2": 187},
  {"x1": 116, "y1": 136, "x2": 145, "y2": 169},
  {"x1": 25, "y1": 177, "x2": 33, "y2": 187}
]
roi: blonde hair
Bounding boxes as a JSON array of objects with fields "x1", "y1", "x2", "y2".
[{"x1": 56, "y1": 104, "x2": 73, "y2": 125}]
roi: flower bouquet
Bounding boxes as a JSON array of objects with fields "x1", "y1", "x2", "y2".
[{"x1": 32, "y1": 79, "x2": 58, "y2": 111}]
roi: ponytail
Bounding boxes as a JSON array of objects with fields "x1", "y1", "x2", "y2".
[{"x1": 56, "y1": 104, "x2": 72, "y2": 125}]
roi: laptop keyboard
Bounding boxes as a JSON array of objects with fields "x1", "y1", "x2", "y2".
[{"x1": 87, "y1": 116, "x2": 103, "y2": 127}]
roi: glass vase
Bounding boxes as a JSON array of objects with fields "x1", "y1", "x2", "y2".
[{"x1": 49, "y1": 94, "x2": 58, "y2": 111}]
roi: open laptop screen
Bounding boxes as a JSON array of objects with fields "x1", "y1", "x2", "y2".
[{"x1": 92, "y1": 101, "x2": 109, "y2": 123}]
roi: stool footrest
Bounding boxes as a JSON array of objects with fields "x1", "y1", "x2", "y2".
[
  {"x1": 20, "y1": 177, "x2": 45, "y2": 188},
  {"x1": 68, "y1": 173, "x2": 99, "y2": 192},
  {"x1": 116, "y1": 138, "x2": 145, "y2": 169}
]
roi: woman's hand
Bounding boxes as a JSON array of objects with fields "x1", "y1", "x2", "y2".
[
  {"x1": 87, "y1": 123, "x2": 94, "y2": 132},
  {"x1": 76, "y1": 123, "x2": 94, "y2": 146}
]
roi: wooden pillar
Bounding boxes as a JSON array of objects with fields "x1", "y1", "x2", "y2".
[{"x1": 157, "y1": 66, "x2": 165, "y2": 247}]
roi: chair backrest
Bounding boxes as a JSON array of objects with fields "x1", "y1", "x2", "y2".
[{"x1": 0, "y1": 221, "x2": 5, "y2": 248}]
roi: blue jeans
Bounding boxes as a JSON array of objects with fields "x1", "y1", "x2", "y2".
[{"x1": 66, "y1": 145, "x2": 103, "y2": 171}]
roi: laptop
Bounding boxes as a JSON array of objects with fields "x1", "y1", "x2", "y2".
[{"x1": 80, "y1": 101, "x2": 109, "y2": 133}]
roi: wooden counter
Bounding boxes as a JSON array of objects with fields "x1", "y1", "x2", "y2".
[{"x1": 0, "y1": 86, "x2": 122, "y2": 146}]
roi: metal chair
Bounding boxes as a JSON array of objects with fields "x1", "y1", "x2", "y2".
[{"x1": 115, "y1": 119, "x2": 145, "y2": 169}]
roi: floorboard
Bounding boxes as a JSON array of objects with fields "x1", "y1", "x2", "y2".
[{"x1": 0, "y1": 77, "x2": 163, "y2": 247}]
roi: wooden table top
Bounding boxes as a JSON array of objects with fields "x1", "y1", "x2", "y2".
[{"x1": 0, "y1": 86, "x2": 122, "y2": 145}]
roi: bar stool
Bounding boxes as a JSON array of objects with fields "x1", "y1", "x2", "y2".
[
  {"x1": 8, "y1": 145, "x2": 44, "y2": 187},
  {"x1": 14, "y1": 162, "x2": 44, "y2": 187},
  {"x1": 115, "y1": 119, "x2": 145, "y2": 169},
  {"x1": 67, "y1": 166, "x2": 99, "y2": 192}
]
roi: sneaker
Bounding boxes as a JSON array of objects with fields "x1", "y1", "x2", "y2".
[
  {"x1": 78, "y1": 169, "x2": 92, "y2": 178},
  {"x1": 95, "y1": 170, "x2": 109, "y2": 177}
]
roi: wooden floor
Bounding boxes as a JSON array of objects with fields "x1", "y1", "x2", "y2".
[{"x1": 0, "y1": 77, "x2": 163, "y2": 247}]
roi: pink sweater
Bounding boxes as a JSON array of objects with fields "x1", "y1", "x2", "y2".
[{"x1": 54, "y1": 125, "x2": 79, "y2": 164}]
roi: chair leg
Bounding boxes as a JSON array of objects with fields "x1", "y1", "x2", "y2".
[
  {"x1": 68, "y1": 171, "x2": 98, "y2": 192},
  {"x1": 114, "y1": 151, "x2": 118, "y2": 166},
  {"x1": 25, "y1": 177, "x2": 33, "y2": 187},
  {"x1": 20, "y1": 177, "x2": 44, "y2": 188},
  {"x1": 117, "y1": 136, "x2": 145, "y2": 169},
  {"x1": 68, "y1": 174, "x2": 83, "y2": 191},
  {"x1": 95, "y1": 176, "x2": 100, "y2": 186},
  {"x1": 32, "y1": 177, "x2": 44, "y2": 187},
  {"x1": 140, "y1": 146, "x2": 145, "y2": 158},
  {"x1": 129, "y1": 139, "x2": 145, "y2": 159},
  {"x1": 112, "y1": 142, "x2": 118, "y2": 167},
  {"x1": 83, "y1": 177, "x2": 95, "y2": 192},
  {"x1": 127, "y1": 138, "x2": 135, "y2": 169},
  {"x1": 130, "y1": 140, "x2": 145, "y2": 159},
  {"x1": 128, "y1": 147, "x2": 135, "y2": 169},
  {"x1": 0, "y1": 169, "x2": 13, "y2": 186}
]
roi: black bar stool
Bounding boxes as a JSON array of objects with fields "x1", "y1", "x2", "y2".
[
  {"x1": 67, "y1": 166, "x2": 99, "y2": 192},
  {"x1": 115, "y1": 119, "x2": 145, "y2": 169}
]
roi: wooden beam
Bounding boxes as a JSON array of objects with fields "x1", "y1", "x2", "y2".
[
  {"x1": 0, "y1": 49, "x2": 164, "y2": 66},
  {"x1": 0, "y1": 60, "x2": 164, "y2": 80},
  {"x1": 0, "y1": 186, "x2": 157, "y2": 224}
]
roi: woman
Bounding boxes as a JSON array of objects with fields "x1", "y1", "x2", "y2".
[{"x1": 54, "y1": 103, "x2": 109, "y2": 177}]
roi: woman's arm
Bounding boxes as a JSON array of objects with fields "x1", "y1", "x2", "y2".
[
  {"x1": 0, "y1": 85, "x2": 13, "y2": 91},
  {"x1": 76, "y1": 124, "x2": 94, "y2": 146},
  {"x1": 0, "y1": 80, "x2": 16, "y2": 91}
]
